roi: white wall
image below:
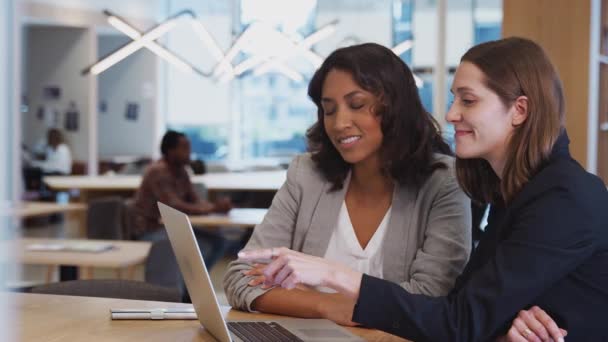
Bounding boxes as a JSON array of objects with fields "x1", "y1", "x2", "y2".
[
  {"x1": 22, "y1": 26, "x2": 92, "y2": 162},
  {"x1": 97, "y1": 35, "x2": 158, "y2": 158}
]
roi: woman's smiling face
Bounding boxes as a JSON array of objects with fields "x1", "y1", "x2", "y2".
[
  {"x1": 321, "y1": 69, "x2": 384, "y2": 166},
  {"x1": 446, "y1": 61, "x2": 517, "y2": 167}
]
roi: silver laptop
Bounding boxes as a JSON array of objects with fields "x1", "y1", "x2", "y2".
[{"x1": 158, "y1": 202, "x2": 364, "y2": 342}]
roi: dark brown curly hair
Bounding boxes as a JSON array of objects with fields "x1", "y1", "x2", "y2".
[{"x1": 306, "y1": 43, "x2": 452, "y2": 191}]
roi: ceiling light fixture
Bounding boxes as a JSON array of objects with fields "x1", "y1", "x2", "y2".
[
  {"x1": 105, "y1": 13, "x2": 195, "y2": 74},
  {"x1": 253, "y1": 20, "x2": 337, "y2": 77},
  {"x1": 83, "y1": 10, "x2": 219, "y2": 77},
  {"x1": 189, "y1": 19, "x2": 225, "y2": 63},
  {"x1": 84, "y1": 10, "x2": 421, "y2": 87},
  {"x1": 85, "y1": 16, "x2": 178, "y2": 75}
]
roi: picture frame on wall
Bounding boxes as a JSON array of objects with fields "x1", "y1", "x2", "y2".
[
  {"x1": 64, "y1": 101, "x2": 79, "y2": 132},
  {"x1": 125, "y1": 102, "x2": 139, "y2": 121}
]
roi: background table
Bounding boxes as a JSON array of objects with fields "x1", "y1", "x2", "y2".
[
  {"x1": 6, "y1": 201, "x2": 87, "y2": 218},
  {"x1": 44, "y1": 171, "x2": 286, "y2": 201},
  {"x1": 11, "y1": 238, "x2": 151, "y2": 282},
  {"x1": 5, "y1": 201, "x2": 88, "y2": 234}
]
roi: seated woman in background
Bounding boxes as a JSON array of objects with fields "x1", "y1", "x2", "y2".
[
  {"x1": 223, "y1": 43, "x2": 472, "y2": 325},
  {"x1": 22, "y1": 128, "x2": 72, "y2": 194},
  {"x1": 240, "y1": 37, "x2": 608, "y2": 341},
  {"x1": 27, "y1": 128, "x2": 73, "y2": 175}
]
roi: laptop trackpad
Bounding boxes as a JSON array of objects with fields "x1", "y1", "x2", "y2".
[
  {"x1": 298, "y1": 328, "x2": 351, "y2": 338},
  {"x1": 279, "y1": 319, "x2": 363, "y2": 341}
]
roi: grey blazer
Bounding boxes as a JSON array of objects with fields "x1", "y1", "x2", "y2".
[{"x1": 223, "y1": 153, "x2": 471, "y2": 311}]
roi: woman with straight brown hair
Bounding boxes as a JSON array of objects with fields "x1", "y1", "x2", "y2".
[{"x1": 239, "y1": 37, "x2": 608, "y2": 341}]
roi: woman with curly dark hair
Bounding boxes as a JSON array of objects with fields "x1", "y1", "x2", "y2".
[{"x1": 224, "y1": 43, "x2": 471, "y2": 325}]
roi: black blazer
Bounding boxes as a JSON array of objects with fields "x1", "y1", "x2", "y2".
[{"x1": 352, "y1": 132, "x2": 608, "y2": 341}]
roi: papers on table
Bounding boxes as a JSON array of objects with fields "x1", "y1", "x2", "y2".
[{"x1": 26, "y1": 241, "x2": 115, "y2": 253}]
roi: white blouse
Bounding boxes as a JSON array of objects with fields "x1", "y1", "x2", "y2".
[
  {"x1": 319, "y1": 200, "x2": 392, "y2": 292},
  {"x1": 31, "y1": 143, "x2": 72, "y2": 174}
]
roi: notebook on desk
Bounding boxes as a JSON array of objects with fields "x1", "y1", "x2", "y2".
[
  {"x1": 26, "y1": 242, "x2": 115, "y2": 253},
  {"x1": 111, "y1": 307, "x2": 198, "y2": 320},
  {"x1": 158, "y1": 202, "x2": 364, "y2": 342}
]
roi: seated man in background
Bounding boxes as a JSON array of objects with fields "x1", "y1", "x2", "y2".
[{"x1": 133, "y1": 130, "x2": 231, "y2": 269}]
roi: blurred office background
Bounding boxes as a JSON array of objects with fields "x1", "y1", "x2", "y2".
[{"x1": 2, "y1": 0, "x2": 607, "y2": 340}]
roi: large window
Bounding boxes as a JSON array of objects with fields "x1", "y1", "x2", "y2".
[
  {"x1": 392, "y1": 0, "x2": 413, "y2": 64},
  {"x1": 473, "y1": 0, "x2": 502, "y2": 44},
  {"x1": 165, "y1": 0, "x2": 233, "y2": 162},
  {"x1": 166, "y1": 0, "x2": 318, "y2": 162},
  {"x1": 391, "y1": 0, "x2": 502, "y2": 148},
  {"x1": 236, "y1": 0, "x2": 318, "y2": 161},
  {"x1": 170, "y1": 124, "x2": 230, "y2": 160},
  {"x1": 165, "y1": 0, "x2": 502, "y2": 162}
]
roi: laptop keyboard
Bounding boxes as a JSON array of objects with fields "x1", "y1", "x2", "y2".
[{"x1": 227, "y1": 321, "x2": 305, "y2": 342}]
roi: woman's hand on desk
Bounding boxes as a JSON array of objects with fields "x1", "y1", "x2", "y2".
[
  {"x1": 238, "y1": 247, "x2": 363, "y2": 299},
  {"x1": 499, "y1": 306, "x2": 567, "y2": 342}
]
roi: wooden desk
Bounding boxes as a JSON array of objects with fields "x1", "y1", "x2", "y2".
[
  {"x1": 10, "y1": 293, "x2": 408, "y2": 341},
  {"x1": 43, "y1": 175, "x2": 142, "y2": 192},
  {"x1": 5, "y1": 201, "x2": 87, "y2": 218},
  {"x1": 43, "y1": 175, "x2": 140, "y2": 202},
  {"x1": 44, "y1": 171, "x2": 286, "y2": 202},
  {"x1": 4, "y1": 201, "x2": 89, "y2": 239},
  {"x1": 13, "y1": 238, "x2": 151, "y2": 282},
  {"x1": 189, "y1": 209, "x2": 267, "y2": 229}
]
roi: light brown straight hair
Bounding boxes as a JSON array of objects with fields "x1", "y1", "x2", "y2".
[{"x1": 456, "y1": 37, "x2": 565, "y2": 204}]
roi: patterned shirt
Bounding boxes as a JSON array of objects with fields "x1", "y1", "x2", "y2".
[{"x1": 133, "y1": 159, "x2": 199, "y2": 236}]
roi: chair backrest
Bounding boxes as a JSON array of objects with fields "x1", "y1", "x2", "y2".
[
  {"x1": 190, "y1": 159, "x2": 207, "y2": 175},
  {"x1": 145, "y1": 239, "x2": 184, "y2": 296},
  {"x1": 30, "y1": 279, "x2": 181, "y2": 302},
  {"x1": 122, "y1": 198, "x2": 138, "y2": 240},
  {"x1": 86, "y1": 196, "x2": 125, "y2": 240},
  {"x1": 70, "y1": 161, "x2": 87, "y2": 175},
  {"x1": 193, "y1": 182, "x2": 208, "y2": 201}
]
